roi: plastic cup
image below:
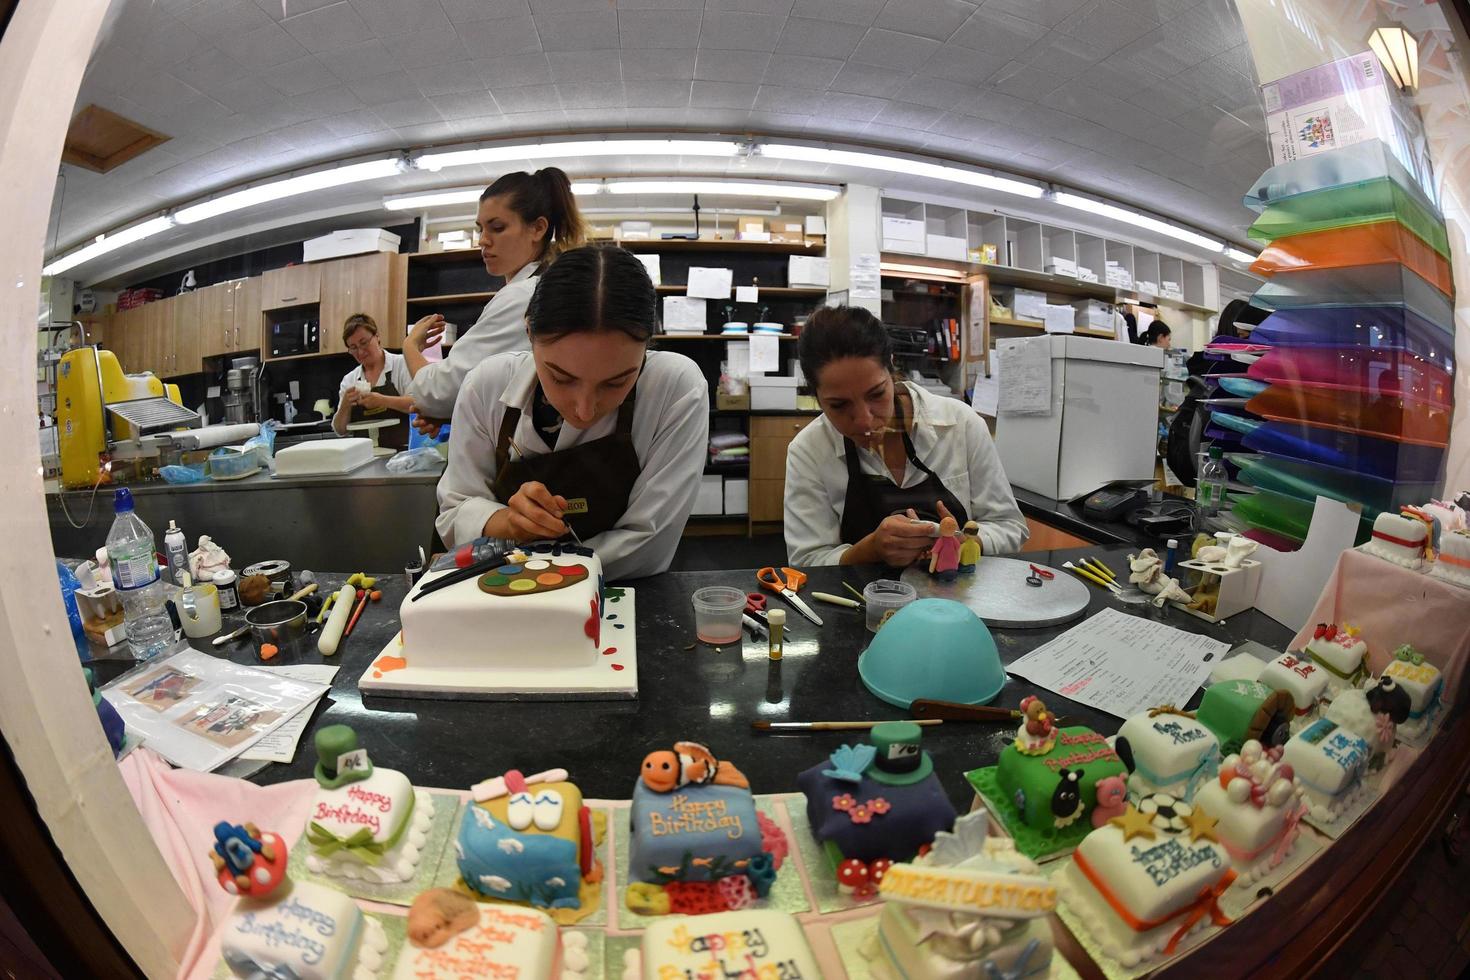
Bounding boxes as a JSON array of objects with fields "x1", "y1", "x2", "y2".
[
  {"x1": 864, "y1": 579, "x2": 917, "y2": 632},
  {"x1": 692, "y1": 586, "x2": 747, "y2": 645}
]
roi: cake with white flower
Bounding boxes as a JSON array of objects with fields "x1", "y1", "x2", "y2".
[{"x1": 1191, "y1": 741, "x2": 1307, "y2": 887}]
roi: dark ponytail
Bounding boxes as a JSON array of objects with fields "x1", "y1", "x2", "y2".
[
  {"x1": 481, "y1": 167, "x2": 587, "y2": 261},
  {"x1": 798, "y1": 305, "x2": 893, "y2": 389},
  {"x1": 1143, "y1": 319, "x2": 1172, "y2": 346},
  {"x1": 525, "y1": 245, "x2": 656, "y2": 342}
]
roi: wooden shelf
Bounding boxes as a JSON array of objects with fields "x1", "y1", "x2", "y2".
[
  {"x1": 990, "y1": 316, "x2": 1045, "y2": 330},
  {"x1": 656, "y1": 333, "x2": 798, "y2": 341},
  {"x1": 618, "y1": 239, "x2": 823, "y2": 255},
  {"x1": 406, "y1": 249, "x2": 482, "y2": 264},
  {"x1": 1074, "y1": 327, "x2": 1118, "y2": 339},
  {"x1": 655, "y1": 285, "x2": 825, "y2": 297},
  {"x1": 407, "y1": 291, "x2": 496, "y2": 304}
]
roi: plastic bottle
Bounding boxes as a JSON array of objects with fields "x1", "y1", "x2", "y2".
[
  {"x1": 105, "y1": 489, "x2": 175, "y2": 660},
  {"x1": 1164, "y1": 538, "x2": 1179, "y2": 574},
  {"x1": 163, "y1": 520, "x2": 189, "y2": 586},
  {"x1": 1197, "y1": 446, "x2": 1228, "y2": 517}
]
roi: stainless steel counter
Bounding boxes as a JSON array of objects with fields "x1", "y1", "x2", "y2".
[{"x1": 47, "y1": 458, "x2": 440, "y2": 571}]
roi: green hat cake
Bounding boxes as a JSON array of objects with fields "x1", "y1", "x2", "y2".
[
  {"x1": 865, "y1": 721, "x2": 934, "y2": 786},
  {"x1": 313, "y1": 724, "x2": 373, "y2": 789}
]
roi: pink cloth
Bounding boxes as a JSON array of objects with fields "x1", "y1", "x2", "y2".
[
  {"x1": 1291, "y1": 548, "x2": 1470, "y2": 707},
  {"x1": 118, "y1": 749, "x2": 315, "y2": 980}
]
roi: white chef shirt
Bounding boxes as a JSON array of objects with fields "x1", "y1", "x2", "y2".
[
  {"x1": 406, "y1": 262, "x2": 539, "y2": 419},
  {"x1": 436, "y1": 349, "x2": 711, "y2": 581},
  {"x1": 784, "y1": 381, "x2": 1029, "y2": 566},
  {"x1": 337, "y1": 350, "x2": 412, "y2": 401}
]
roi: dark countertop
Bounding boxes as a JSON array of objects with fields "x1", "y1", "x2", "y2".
[
  {"x1": 45, "y1": 457, "x2": 440, "y2": 497},
  {"x1": 96, "y1": 546, "x2": 1294, "y2": 810},
  {"x1": 1012, "y1": 487, "x2": 1182, "y2": 550}
]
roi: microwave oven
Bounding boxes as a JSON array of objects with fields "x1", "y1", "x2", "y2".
[{"x1": 270, "y1": 316, "x2": 319, "y2": 357}]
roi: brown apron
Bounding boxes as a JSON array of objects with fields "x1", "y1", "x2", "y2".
[
  {"x1": 491, "y1": 382, "x2": 642, "y2": 539},
  {"x1": 349, "y1": 370, "x2": 409, "y2": 451}
]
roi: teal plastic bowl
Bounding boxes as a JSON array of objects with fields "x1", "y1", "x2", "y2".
[{"x1": 858, "y1": 598, "x2": 1005, "y2": 708}]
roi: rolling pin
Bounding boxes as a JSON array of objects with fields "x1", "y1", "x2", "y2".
[{"x1": 317, "y1": 584, "x2": 357, "y2": 656}]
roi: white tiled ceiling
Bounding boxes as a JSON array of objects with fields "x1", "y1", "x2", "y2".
[{"x1": 57, "y1": 0, "x2": 1269, "y2": 257}]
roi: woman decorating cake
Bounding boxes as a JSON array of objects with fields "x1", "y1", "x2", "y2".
[
  {"x1": 403, "y1": 167, "x2": 587, "y2": 433},
  {"x1": 332, "y1": 313, "x2": 414, "y2": 450},
  {"x1": 783, "y1": 305, "x2": 1028, "y2": 567},
  {"x1": 436, "y1": 245, "x2": 709, "y2": 580}
]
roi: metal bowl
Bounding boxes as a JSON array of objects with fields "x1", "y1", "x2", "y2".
[{"x1": 244, "y1": 599, "x2": 308, "y2": 660}]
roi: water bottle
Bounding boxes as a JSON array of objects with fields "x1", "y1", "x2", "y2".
[
  {"x1": 105, "y1": 489, "x2": 175, "y2": 660},
  {"x1": 1197, "y1": 446, "x2": 1228, "y2": 517},
  {"x1": 164, "y1": 520, "x2": 189, "y2": 586}
]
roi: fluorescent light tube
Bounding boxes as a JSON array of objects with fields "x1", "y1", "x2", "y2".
[
  {"x1": 1224, "y1": 247, "x2": 1258, "y2": 265},
  {"x1": 175, "y1": 157, "x2": 404, "y2": 224},
  {"x1": 604, "y1": 179, "x2": 840, "y2": 201},
  {"x1": 42, "y1": 216, "x2": 175, "y2": 276},
  {"x1": 761, "y1": 143, "x2": 1044, "y2": 199},
  {"x1": 386, "y1": 182, "x2": 603, "y2": 209},
  {"x1": 880, "y1": 261, "x2": 965, "y2": 279},
  {"x1": 416, "y1": 139, "x2": 742, "y2": 172},
  {"x1": 1053, "y1": 192, "x2": 1223, "y2": 252}
]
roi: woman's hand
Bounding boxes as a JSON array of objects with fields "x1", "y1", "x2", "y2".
[
  {"x1": 485, "y1": 481, "x2": 568, "y2": 542},
  {"x1": 407, "y1": 314, "x2": 446, "y2": 352},
  {"x1": 341, "y1": 388, "x2": 363, "y2": 408},
  {"x1": 358, "y1": 391, "x2": 386, "y2": 410},
  {"x1": 853, "y1": 511, "x2": 937, "y2": 568},
  {"x1": 410, "y1": 407, "x2": 446, "y2": 439}
]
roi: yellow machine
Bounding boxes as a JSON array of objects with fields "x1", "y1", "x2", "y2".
[{"x1": 57, "y1": 347, "x2": 184, "y2": 488}]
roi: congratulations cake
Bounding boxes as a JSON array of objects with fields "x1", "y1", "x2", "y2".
[
  {"x1": 1191, "y1": 740, "x2": 1306, "y2": 887},
  {"x1": 1431, "y1": 529, "x2": 1470, "y2": 587},
  {"x1": 863, "y1": 811, "x2": 1056, "y2": 980},
  {"x1": 1196, "y1": 680, "x2": 1295, "y2": 755},
  {"x1": 1257, "y1": 652, "x2": 1330, "y2": 716},
  {"x1": 1113, "y1": 706, "x2": 1221, "y2": 803},
  {"x1": 1281, "y1": 718, "x2": 1371, "y2": 825},
  {"x1": 625, "y1": 741, "x2": 788, "y2": 916},
  {"x1": 1360, "y1": 512, "x2": 1428, "y2": 568},
  {"x1": 622, "y1": 910, "x2": 819, "y2": 979},
  {"x1": 1057, "y1": 801, "x2": 1234, "y2": 966},
  {"x1": 967, "y1": 698, "x2": 1127, "y2": 859},
  {"x1": 1304, "y1": 623, "x2": 1370, "y2": 690},
  {"x1": 210, "y1": 823, "x2": 388, "y2": 980},
  {"x1": 395, "y1": 889, "x2": 589, "y2": 980},
  {"x1": 303, "y1": 726, "x2": 434, "y2": 885},
  {"x1": 796, "y1": 722, "x2": 956, "y2": 895},
  {"x1": 1382, "y1": 646, "x2": 1443, "y2": 740},
  {"x1": 360, "y1": 542, "x2": 637, "y2": 699},
  {"x1": 455, "y1": 767, "x2": 603, "y2": 918}
]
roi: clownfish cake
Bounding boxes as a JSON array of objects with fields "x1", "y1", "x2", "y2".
[{"x1": 640, "y1": 741, "x2": 749, "y2": 792}]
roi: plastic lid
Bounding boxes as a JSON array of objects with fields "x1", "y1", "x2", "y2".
[
  {"x1": 213, "y1": 569, "x2": 236, "y2": 584},
  {"x1": 767, "y1": 609, "x2": 786, "y2": 626},
  {"x1": 1209, "y1": 445, "x2": 1223, "y2": 458},
  {"x1": 1167, "y1": 538, "x2": 1179, "y2": 548},
  {"x1": 168, "y1": 520, "x2": 179, "y2": 531},
  {"x1": 113, "y1": 488, "x2": 134, "y2": 513}
]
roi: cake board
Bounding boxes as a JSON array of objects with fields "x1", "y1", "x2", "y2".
[
  {"x1": 828, "y1": 913, "x2": 1082, "y2": 980},
  {"x1": 966, "y1": 766, "x2": 1092, "y2": 863},
  {"x1": 270, "y1": 454, "x2": 377, "y2": 479},
  {"x1": 901, "y1": 557, "x2": 1090, "y2": 629},
  {"x1": 358, "y1": 589, "x2": 638, "y2": 700}
]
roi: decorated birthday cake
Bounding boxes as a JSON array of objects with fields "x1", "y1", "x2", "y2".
[
  {"x1": 1382, "y1": 645, "x2": 1443, "y2": 740},
  {"x1": 274, "y1": 437, "x2": 374, "y2": 477},
  {"x1": 362, "y1": 542, "x2": 637, "y2": 698},
  {"x1": 211, "y1": 823, "x2": 388, "y2": 980},
  {"x1": 1056, "y1": 801, "x2": 1234, "y2": 967},
  {"x1": 1112, "y1": 706, "x2": 1221, "y2": 803},
  {"x1": 1359, "y1": 512, "x2": 1428, "y2": 568},
  {"x1": 455, "y1": 767, "x2": 603, "y2": 917},
  {"x1": 1191, "y1": 740, "x2": 1307, "y2": 887},
  {"x1": 1256, "y1": 652, "x2": 1330, "y2": 716},
  {"x1": 625, "y1": 741, "x2": 788, "y2": 916},
  {"x1": 1304, "y1": 623, "x2": 1370, "y2": 690},
  {"x1": 1281, "y1": 718, "x2": 1371, "y2": 825},
  {"x1": 394, "y1": 889, "x2": 589, "y2": 979},
  {"x1": 1323, "y1": 674, "x2": 1411, "y2": 769},
  {"x1": 302, "y1": 726, "x2": 434, "y2": 885},
  {"x1": 863, "y1": 811, "x2": 1056, "y2": 980},
  {"x1": 1196, "y1": 680, "x2": 1295, "y2": 755},
  {"x1": 796, "y1": 721, "x2": 956, "y2": 895},
  {"x1": 622, "y1": 911, "x2": 820, "y2": 979},
  {"x1": 1431, "y1": 529, "x2": 1470, "y2": 587}
]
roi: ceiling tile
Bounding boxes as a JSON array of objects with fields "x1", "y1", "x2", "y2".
[
  {"x1": 914, "y1": 43, "x2": 1007, "y2": 84},
  {"x1": 776, "y1": 17, "x2": 865, "y2": 59},
  {"x1": 267, "y1": 118, "x2": 345, "y2": 148},
  {"x1": 473, "y1": 53, "x2": 554, "y2": 87},
  {"x1": 536, "y1": 10, "x2": 619, "y2": 51},
  {"x1": 495, "y1": 108, "x2": 568, "y2": 129},
  {"x1": 281, "y1": 2, "x2": 377, "y2": 54},
  {"x1": 177, "y1": 0, "x2": 279, "y2": 38},
  {"x1": 980, "y1": 0, "x2": 1091, "y2": 28},
  {"x1": 529, "y1": 0, "x2": 611, "y2": 11},
  {"x1": 447, "y1": 112, "x2": 511, "y2": 136},
  {"x1": 1055, "y1": 0, "x2": 1158, "y2": 55},
  {"x1": 689, "y1": 80, "x2": 759, "y2": 108},
  {"x1": 894, "y1": 75, "x2": 976, "y2": 110},
  {"x1": 457, "y1": 14, "x2": 543, "y2": 56},
  {"x1": 214, "y1": 22, "x2": 312, "y2": 68},
  {"x1": 950, "y1": 7, "x2": 1047, "y2": 55},
  {"x1": 346, "y1": 71, "x2": 425, "y2": 105},
  {"x1": 791, "y1": 0, "x2": 883, "y2": 24},
  {"x1": 430, "y1": 90, "x2": 502, "y2": 118},
  {"x1": 1110, "y1": 27, "x2": 1211, "y2": 77},
  {"x1": 850, "y1": 29, "x2": 940, "y2": 70},
  {"x1": 694, "y1": 48, "x2": 769, "y2": 81},
  {"x1": 874, "y1": 0, "x2": 975, "y2": 42},
  {"x1": 492, "y1": 83, "x2": 561, "y2": 113},
  {"x1": 706, "y1": 0, "x2": 795, "y2": 13},
  {"x1": 616, "y1": 0, "x2": 703, "y2": 8},
  {"x1": 371, "y1": 97, "x2": 446, "y2": 127},
  {"x1": 872, "y1": 100, "x2": 944, "y2": 130},
  {"x1": 253, "y1": 0, "x2": 343, "y2": 21},
  {"x1": 828, "y1": 62, "x2": 908, "y2": 98},
  {"x1": 753, "y1": 85, "x2": 824, "y2": 115},
  {"x1": 388, "y1": 25, "x2": 473, "y2": 69},
  {"x1": 440, "y1": 0, "x2": 532, "y2": 23},
  {"x1": 746, "y1": 110, "x2": 811, "y2": 130},
  {"x1": 1127, "y1": 78, "x2": 1198, "y2": 119},
  {"x1": 391, "y1": 122, "x2": 454, "y2": 142},
  {"x1": 619, "y1": 10, "x2": 704, "y2": 49},
  {"x1": 281, "y1": 84, "x2": 368, "y2": 122},
  {"x1": 209, "y1": 75, "x2": 291, "y2": 115},
  {"x1": 264, "y1": 56, "x2": 345, "y2": 97},
  {"x1": 988, "y1": 61, "x2": 1065, "y2": 99},
  {"x1": 321, "y1": 107, "x2": 391, "y2": 137},
  {"x1": 558, "y1": 81, "x2": 628, "y2": 109},
  {"x1": 350, "y1": 0, "x2": 452, "y2": 37},
  {"x1": 816, "y1": 91, "x2": 886, "y2": 121},
  {"x1": 546, "y1": 50, "x2": 623, "y2": 82},
  {"x1": 316, "y1": 40, "x2": 404, "y2": 81},
  {"x1": 698, "y1": 11, "x2": 786, "y2": 51},
  {"x1": 623, "y1": 48, "x2": 698, "y2": 80},
  {"x1": 957, "y1": 88, "x2": 1030, "y2": 125},
  {"x1": 623, "y1": 80, "x2": 692, "y2": 107},
  {"x1": 763, "y1": 54, "x2": 843, "y2": 88}
]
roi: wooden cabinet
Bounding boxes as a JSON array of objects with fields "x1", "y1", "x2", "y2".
[
  {"x1": 261, "y1": 263, "x2": 320, "y2": 310},
  {"x1": 169, "y1": 291, "x2": 201, "y2": 377},
  {"x1": 232, "y1": 277, "x2": 262, "y2": 353},
  {"x1": 318, "y1": 253, "x2": 407, "y2": 356},
  {"x1": 198, "y1": 281, "x2": 236, "y2": 358},
  {"x1": 110, "y1": 307, "x2": 144, "y2": 373},
  {"x1": 748, "y1": 414, "x2": 814, "y2": 522},
  {"x1": 77, "y1": 313, "x2": 109, "y2": 351},
  {"x1": 142, "y1": 300, "x2": 169, "y2": 377}
]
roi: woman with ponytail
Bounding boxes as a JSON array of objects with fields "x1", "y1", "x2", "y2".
[{"x1": 404, "y1": 167, "x2": 587, "y2": 426}]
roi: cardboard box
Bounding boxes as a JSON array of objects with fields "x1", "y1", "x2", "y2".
[
  {"x1": 771, "y1": 220, "x2": 804, "y2": 243},
  {"x1": 715, "y1": 391, "x2": 750, "y2": 410},
  {"x1": 927, "y1": 234, "x2": 967, "y2": 261},
  {"x1": 588, "y1": 224, "x2": 617, "y2": 240},
  {"x1": 737, "y1": 217, "x2": 767, "y2": 242},
  {"x1": 693, "y1": 474, "x2": 725, "y2": 515},
  {"x1": 1045, "y1": 257, "x2": 1077, "y2": 278},
  {"x1": 619, "y1": 220, "x2": 652, "y2": 240},
  {"x1": 1071, "y1": 299, "x2": 1115, "y2": 330},
  {"x1": 881, "y1": 216, "x2": 925, "y2": 253},
  {"x1": 1043, "y1": 304, "x2": 1075, "y2": 334},
  {"x1": 750, "y1": 375, "x2": 799, "y2": 411},
  {"x1": 1012, "y1": 288, "x2": 1048, "y2": 320},
  {"x1": 302, "y1": 228, "x2": 400, "y2": 263},
  {"x1": 724, "y1": 478, "x2": 749, "y2": 516},
  {"x1": 804, "y1": 215, "x2": 827, "y2": 236},
  {"x1": 788, "y1": 255, "x2": 830, "y2": 287},
  {"x1": 970, "y1": 243, "x2": 999, "y2": 264}
]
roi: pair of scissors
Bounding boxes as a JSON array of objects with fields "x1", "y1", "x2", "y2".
[
  {"x1": 756, "y1": 566, "x2": 824, "y2": 626},
  {"x1": 743, "y1": 593, "x2": 769, "y2": 637},
  {"x1": 1026, "y1": 563, "x2": 1056, "y2": 588}
]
